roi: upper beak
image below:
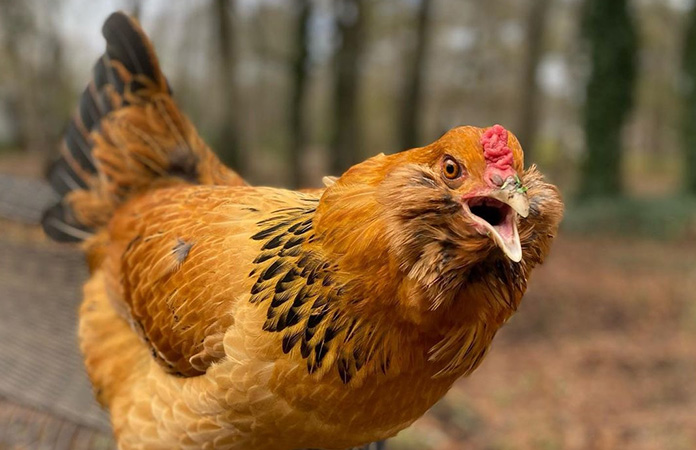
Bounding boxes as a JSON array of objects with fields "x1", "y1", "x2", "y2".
[
  {"x1": 487, "y1": 181, "x2": 530, "y2": 218},
  {"x1": 463, "y1": 176, "x2": 530, "y2": 262}
]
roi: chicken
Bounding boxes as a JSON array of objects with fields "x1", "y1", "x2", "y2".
[{"x1": 42, "y1": 12, "x2": 563, "y2": 450}]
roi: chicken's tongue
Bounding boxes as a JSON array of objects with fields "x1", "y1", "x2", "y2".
[
  {"x1": 486, "y1": 212, "x2": 523, "y2": 263},
  {"x1": 466, "y1": 196, "x2": 523, "y2": 262}
]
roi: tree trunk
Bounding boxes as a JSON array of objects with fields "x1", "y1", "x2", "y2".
[
  {"x1": 578, "y1": 0, "x2": 637, "y2": 200},
  {"x1": 682, "y1": 4, "x2": 696, "y2": 195},
  {"x1": 288, "y1": 0, "x2": 311, "y2": 188},
  {"x1": 515, "y1": 0, "x2": 551, "y2": 161},
  {"x1": 399, "y1": 0, "x2": 433, "y2": 150},
  {"x1": 130, "y1": 0, "x2": 143, "y2": 20},
  {"x1": 331, "y1": 0, "x2": 367, "y2": 175},
  {"x1": 0, "y1": 1, "x2": 68, "y2": 156},
  {"x1": 213, "y1": 0, "x2": 244, "y2": 174}
]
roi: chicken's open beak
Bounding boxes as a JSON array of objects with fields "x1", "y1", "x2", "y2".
[{"x1": 462, "y1": 178, "x2": 530, "y2": 262}]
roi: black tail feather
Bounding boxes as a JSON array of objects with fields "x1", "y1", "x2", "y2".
[
  {"x1": 43, "y1": 11, "x2": 167, "y2": 243},
  {"x1": 42, "y1": 203, "x2": 93, "y2": 243},
  {"x1": 47, "y1": 158, "x2": 89, "y2": 196},
  {"x1": 102, "y1": 13, "x2": 161, "y2": 86},
  {"x1": 41, "y1": 12, "x2": 241, "y2": 243},
  {"x1": 64, "y1": 119, "x2": 96, "y2": 174}
]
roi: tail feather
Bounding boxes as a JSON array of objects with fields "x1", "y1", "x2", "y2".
[
  {"x1": 42, "y1": 203, "x2": 94, "y2": 242},
  {"x1": 101, "y1": 12, "x2": 167, "y2": 93},
  {"x1": 64, "y1": 118, "x2": 97, "y2": 175},
  {"x1": 43, "y1": 11, "x2": 245, "y2": 244},
  {"x1": 47, "y1": 157, "x2": 89, "y2": 195}
]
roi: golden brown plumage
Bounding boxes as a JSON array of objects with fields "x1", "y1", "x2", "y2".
[{"x1": 43, "y1": 12, "x2": 563, "y2": 450}]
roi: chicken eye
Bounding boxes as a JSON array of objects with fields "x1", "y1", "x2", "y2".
[{"x1": 442, "y1": 157, "x2": 462, "y2": 180}]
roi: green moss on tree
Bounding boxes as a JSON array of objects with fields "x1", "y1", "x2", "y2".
[
  {"x1": 579, "y1": 0, "x2": 638, "y2": 200},
  {"x1": 682, "y1": 5, "x2": 696, "y2": 195}
]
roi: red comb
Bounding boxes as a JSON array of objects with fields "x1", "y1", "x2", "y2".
[
  {"x1": 480, "y1": 125, "x2": 515, "y2": 186},
  {"x1": 481, "y1": 124, "x2": 514, "y2": 171}
]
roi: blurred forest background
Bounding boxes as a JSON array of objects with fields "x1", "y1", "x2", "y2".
[
  {"x1": 1, "y1": 0, "x2": 696, "y2": 449},
  {"x1": 1, "y1": 0, "x2": 696, "y2": 209}
]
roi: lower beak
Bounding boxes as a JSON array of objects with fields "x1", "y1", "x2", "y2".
[{"x1": 463, "y1": 185, "x2": 529, "y2": 263}]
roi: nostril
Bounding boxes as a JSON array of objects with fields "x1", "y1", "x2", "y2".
[{"x1": 489, "y1": 173, "x2": 504, "y2": 187}]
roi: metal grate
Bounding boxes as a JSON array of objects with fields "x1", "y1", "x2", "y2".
[{"x1": 0, "y1": 174, "x2": 57, "y2": 224}]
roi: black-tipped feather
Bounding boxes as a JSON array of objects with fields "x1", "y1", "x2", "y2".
[
  {"x1": 64, "y1": 120, "x2": 96, "y2": 173},
  {"x1": 47, "y1": 158, "x2": 89, "y2": 195},
  {"x1": 79, "y1": 85, "x2": 101, "y2": 131},
  {"x1": 102, "y1": 14, "x2": 155, "y2": 81},
  {"x1": 93, "y1": 56, "x2": 110, "y2": 88},
  {"x1": 42, "y1": 203, "x2": 93, "y2": 242},
  {"x1": 101, "y1": 55, "x2": 128, "y2": 97}
]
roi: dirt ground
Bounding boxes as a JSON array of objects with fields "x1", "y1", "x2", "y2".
[{"x1": 390, "y1": 236, "x2": 696, "y2": 450}]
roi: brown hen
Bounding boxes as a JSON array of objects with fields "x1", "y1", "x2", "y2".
[{"x1": 42, "y1": 12, "x2": 563, "y2": 450}]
